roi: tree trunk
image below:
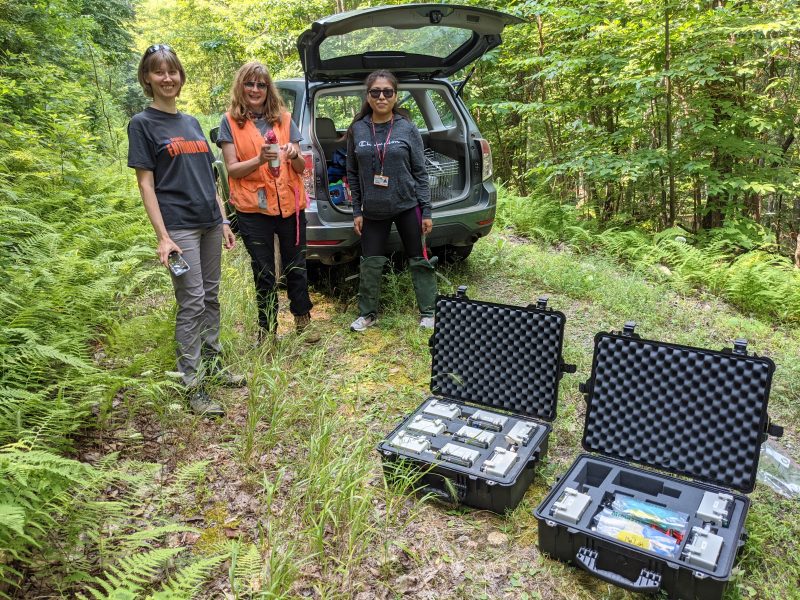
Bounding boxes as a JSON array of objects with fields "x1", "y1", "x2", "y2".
[{"x1": 664, "y1": 0, "x2": 676, "y2": 225}]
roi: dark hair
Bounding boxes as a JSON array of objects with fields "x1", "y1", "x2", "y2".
[
  {"x1": 137, "y1": 45, "x2": 186, "y2": 98},
  {"x1": 346, "y1": 70, "x2": 408, "y2": 138}
]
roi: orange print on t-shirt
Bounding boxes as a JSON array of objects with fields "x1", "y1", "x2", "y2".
[{"x1": 166, "y1": 137, "x2": 209, "y2": 157}]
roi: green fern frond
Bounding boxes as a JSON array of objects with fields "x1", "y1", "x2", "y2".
[{"x1": 157, "y1": 553, "x2": 227, "y2": 598}]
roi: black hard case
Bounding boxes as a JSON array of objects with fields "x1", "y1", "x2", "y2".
[
  {"x1": 378, "y1": 289, "x2": 574, "y2": 513},
  {"x1": 534, "y1": 324, "x2": 781, "y2": 600}
]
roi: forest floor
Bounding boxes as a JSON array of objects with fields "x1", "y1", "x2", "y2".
[{"x1": 78, "y1": 230, "x2": 800, "y2": 599}]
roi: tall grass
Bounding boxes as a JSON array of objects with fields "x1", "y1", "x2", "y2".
[{"x1": 496, "y1": 187, "x2": 800, "y2": 322}]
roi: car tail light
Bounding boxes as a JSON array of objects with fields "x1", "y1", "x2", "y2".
[
  {"x1": 301, "y1": 150, "x2": 315, "y2": 200},
  {"x1": 477, "y1": 138, "x2": 493, "y2": 182},
  {"x1": 308, "y1": 239, "x2": 344, "y2": 246}
]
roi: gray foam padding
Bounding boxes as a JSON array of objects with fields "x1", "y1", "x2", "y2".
[
  {"x1": 582, "y1": 334, "x2": 775, "y2": 492},
  {"x1": 431, "y1": 296, "x2": 567, "y2": 420}
]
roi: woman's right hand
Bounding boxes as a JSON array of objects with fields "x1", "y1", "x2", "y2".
[
  {"x1": 353, "y1": 216, "x2": 363, "y2": 236},
  {"x1": 157, "y1": 237, "x2": 182, "y2": 267}
]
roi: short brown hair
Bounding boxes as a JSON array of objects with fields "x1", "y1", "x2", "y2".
[{"x1": 137, "y1": 45, "x2": 186, "y2": 98}]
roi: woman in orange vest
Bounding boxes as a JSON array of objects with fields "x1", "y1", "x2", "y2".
[{"x1": 217, "y1": 61, "x2": 317, "y2": 344}]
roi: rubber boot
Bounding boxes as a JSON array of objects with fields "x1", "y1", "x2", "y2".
[
  {"x1": 357, "y1": 255, "x2": 388, "y2": 317},
  {"x1": 408, "y1": 256, "x2": 437, "y2": 317}
]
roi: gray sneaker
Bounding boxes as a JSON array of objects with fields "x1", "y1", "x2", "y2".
[
  {"x1": 188, "y1": 389, "x2": 225, "y2": 418},
  {"x1": 419, "y1": 316, "x2": 435, "y2": 329},
  {"x1": 350, "y1": 313, "x2": 377, "y2": 332}
]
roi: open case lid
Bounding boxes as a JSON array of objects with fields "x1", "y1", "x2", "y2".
[
  {"x1": 430, "y1": 287, "x2": 574, "y2": 421},
  {"x1": 581, "y1": 323, "x2": 781, "y2": 493}
]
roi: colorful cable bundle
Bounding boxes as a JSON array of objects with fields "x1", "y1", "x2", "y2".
[{"x1": 611, "y1": 496, "x2": 690, "y2": 542}]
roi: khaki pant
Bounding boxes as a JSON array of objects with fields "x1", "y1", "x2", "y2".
[{"x1": 168, "y1": 225, "x2": 223, "y2": 387}]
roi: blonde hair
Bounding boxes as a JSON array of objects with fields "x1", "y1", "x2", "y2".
[
  {"x1": 137, "y1": 46, "x2": 185, "y2": 98},
  {"x1": 228, "y1": 61, "x2": 285, "y2": 127}
]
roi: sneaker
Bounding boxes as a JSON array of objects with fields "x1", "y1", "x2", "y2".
[
  {"x1": 419, "y1": 316, "x2": 435, "y2": 329},
  {"x1": 295, "y1": 313, "x2": 321, "y2": 344},
  {"x1": 188, "y1": 389, "x2": 225, "y2": 418},
  {"x1": 350, "y1": 313, "x2": 377, "y2": 332}
]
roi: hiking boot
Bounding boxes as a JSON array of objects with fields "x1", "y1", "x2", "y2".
[
  {"x1": 419, "y1": 316, "x2": 435, "y2": 329},
  {"x1": 350, "y1": 313, "x2": 377, "y2": 332},
  {"x1": 295, "y1": 313, "x2": 321, "y2": 344},
  {"x1": 188, "y1": 388, "x2": 225, "y2": 418}
]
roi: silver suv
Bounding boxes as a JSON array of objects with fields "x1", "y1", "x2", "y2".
[{"x1": 213, "y1": 4, "x2": 520, "y2": 265}]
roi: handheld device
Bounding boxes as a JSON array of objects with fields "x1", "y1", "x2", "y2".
[{"x1": 167, "y1": 251, "x2": 190, "y2": 276}]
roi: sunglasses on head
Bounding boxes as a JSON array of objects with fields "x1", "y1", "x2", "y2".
[
  {"x1": 244, "y1": 81, "x2": 268, "y2": 90},
  {"x1": 145, "y1": 44, "x2": 173, "y2": 56},
  {"x1": 368, "y1": 88, "x2": 395, "y2": 99}
]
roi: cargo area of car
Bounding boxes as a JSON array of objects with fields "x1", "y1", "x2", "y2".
[{"x1": 312, "y1": 83, "x2": 470, "y2": 209}]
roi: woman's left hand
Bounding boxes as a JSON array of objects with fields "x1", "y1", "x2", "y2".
[
  {"x1": 222, "y1": 224, "x2": 236, "y2": 250},
  {"x1": 281, "y1": 143, "x2": 299, "y2": 161},
  {"x1": 421, "y1": 218, "x2": 433, "y2": 235}
]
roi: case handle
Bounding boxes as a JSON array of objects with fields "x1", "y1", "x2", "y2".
[
  {"x1": 575, "y1": 547, "x2": 661, "y2": 593},
  {"x1": 421, "y1": 479, "x2": 467, "y2": 503}
]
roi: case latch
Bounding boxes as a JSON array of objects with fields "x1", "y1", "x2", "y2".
[
  {"x1": 732, "y1": 338, "x2": 748, "y2": 355},
  {"x1": 766, "y1": 421, "x2": 784, "y2": 439},
  {"x1": 456, "y1": 285, "x2": 468, "y2": 299},
  {"x1": 528, "y1": 295, "x2": 549, "y2": 310}
]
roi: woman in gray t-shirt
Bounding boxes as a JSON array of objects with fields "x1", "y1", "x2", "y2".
[{"x1": 127, "y1": 45, "x2": 241, "y2": 417}]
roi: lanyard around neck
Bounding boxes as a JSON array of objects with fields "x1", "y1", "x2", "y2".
[{"x1": 370, "y1": 117, "x2": 394, "y2": 175}]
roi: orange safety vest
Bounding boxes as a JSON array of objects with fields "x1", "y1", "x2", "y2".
[{"x1": 225, "y1": 111, "x2": 306, "y2": 218}]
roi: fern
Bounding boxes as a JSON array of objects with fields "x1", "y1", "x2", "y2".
[
  {"x1": 78, "y1": 548, "x2": 185, "y2": 599},
  {"x1": 498, "y1": 189, "x2": 800, "y2": 323},
  {"x1": 158, "y1": 553, "x2": 227, "y2": 598}
]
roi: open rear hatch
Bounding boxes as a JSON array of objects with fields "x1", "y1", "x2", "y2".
[{"x1": 297, "y1": 4, "x2": 522, "y2": 82}]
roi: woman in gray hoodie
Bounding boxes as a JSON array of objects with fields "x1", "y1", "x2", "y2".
[{"x1": 346, "y1": 70, "x2": 437, "y2": 332}]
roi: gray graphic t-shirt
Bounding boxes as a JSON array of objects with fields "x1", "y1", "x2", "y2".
[{"x1": 127, "y1": 107, "x2": 220, "y2": 229}]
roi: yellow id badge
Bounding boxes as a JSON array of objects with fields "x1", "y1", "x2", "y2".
[{"x1": 373, "y1": 174, "x2": 389, "y2": 187}]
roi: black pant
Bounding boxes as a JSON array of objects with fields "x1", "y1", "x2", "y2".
[
  {"x1": 236, "y1": 210, "x2": 313, "y2": 332},
  {"x1": 361, "y1": 207, "x2": 424, "y2": 258}
]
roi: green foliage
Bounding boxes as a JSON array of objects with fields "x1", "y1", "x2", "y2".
[
  {"x1": 498, "y1": 188, "x2": 800, "y2": 322},
  {"x1": 470, "y1": 0, "x2": 800, "y2": 253}
]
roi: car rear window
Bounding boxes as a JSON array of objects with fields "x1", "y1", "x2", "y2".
[
  {"x1": 315, "y1": 87, "x2": 457, "y2": 133},
  {"x1": 319, "y1": 26, "x2": 473, "y2": 61}
]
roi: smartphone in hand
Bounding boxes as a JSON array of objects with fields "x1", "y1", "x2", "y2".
[{"x1": 167, "y1": 251, "x2": 190, "y2": 276}]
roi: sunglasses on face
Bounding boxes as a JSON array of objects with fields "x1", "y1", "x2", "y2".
[
  {"x1": 368, "y1": 88, "x2": 395, "y2": 99},
  {"x1": 145, "y1": 44, "x2": 172, "y2": 56},
  {"x1": 244, "y1": 81, "x2": 268, "y2": 90}
]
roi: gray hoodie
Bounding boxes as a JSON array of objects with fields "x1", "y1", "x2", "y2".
[{"x1": 346, "y1": 113, "x2": 431, "y2": 220}]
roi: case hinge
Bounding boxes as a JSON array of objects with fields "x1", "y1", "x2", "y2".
[
  {"x1": 528, "y1": 295, "x2": 549, "y2": 310},
  {"x1": 732, "y1": 338, "x2": 748, "y2": 355},
  {"x1": 456, "y1": 285, "x2": 468, "y2": 299}
]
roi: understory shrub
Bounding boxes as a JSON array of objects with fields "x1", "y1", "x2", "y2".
[{"x1": 497, "y1": 187, "x2": 800, "y2": 322}]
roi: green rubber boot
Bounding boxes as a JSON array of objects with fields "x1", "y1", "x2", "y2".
[
  {"x1": 357, "y1": 255, "x2": 388, "y2": 318},
  {"x1": 409, "y1": 256, "x2": 437, "y2": 319}
]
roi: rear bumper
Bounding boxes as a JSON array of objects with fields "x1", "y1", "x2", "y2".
[{"x1": 306, "y1": 186, "x2": 496, "y2": 265}]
